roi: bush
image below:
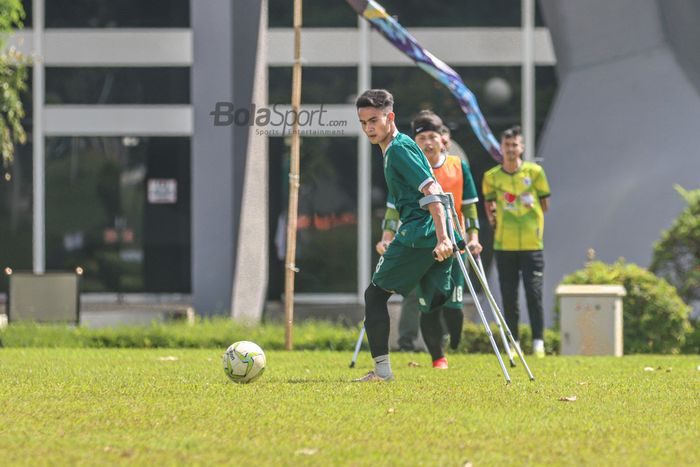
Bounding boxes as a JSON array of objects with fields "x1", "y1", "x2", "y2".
[
  {"x1": 560, "y1": 260, "x2": 692, "y2": 354},
  {"x1": 0, "y1": 319, "x2": 363, "y2": 351},
  {"x1": 0, "y1": 317, "x2": 561, "y2": 354},
  {"x1": 650, "y1": 186, "x2": 700, "y2": 310},
  {"x1": 458, "y1": 323, "x2": 559, "y2": 355},
  {"x1": 682, "y1": 319, "x2": 700, "y2": 354}
]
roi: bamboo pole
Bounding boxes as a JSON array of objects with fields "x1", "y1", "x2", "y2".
[{"x1": 284, "y1": 0, "x2": 303, "y2": 350}]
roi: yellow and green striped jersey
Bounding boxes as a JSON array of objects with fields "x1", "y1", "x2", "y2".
[{"x1": 482, "y1": 161, "x2": 550, "y2": 251}]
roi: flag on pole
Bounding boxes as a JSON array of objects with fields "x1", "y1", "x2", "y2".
[{"x1": 345, "y1": 0, "x2": 503, "y2": 163}]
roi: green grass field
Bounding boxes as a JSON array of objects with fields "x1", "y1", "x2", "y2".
[{"x1": 1, "y1": 349, "x2": 698, "y2": 466}]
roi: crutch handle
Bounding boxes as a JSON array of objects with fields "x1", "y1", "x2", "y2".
[{"x1": 433, "y1": 244, "x2": 459, "y2": 260}]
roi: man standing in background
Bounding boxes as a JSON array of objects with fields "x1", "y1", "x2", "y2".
[{"x1": 483, "y1": 126, "x2": 550, "y2": 357}]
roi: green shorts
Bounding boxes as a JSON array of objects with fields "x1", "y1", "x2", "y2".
[
  {"x1": 441, "y1": 252, "x2": 468, "y2": 310},
  {"x1": 372, "y1": 241, "x2": 453, "y2": 312}
]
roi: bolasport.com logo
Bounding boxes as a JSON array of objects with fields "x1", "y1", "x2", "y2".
[{"x1": 210, "y1": 103, "x2": 348, "y2": 136}]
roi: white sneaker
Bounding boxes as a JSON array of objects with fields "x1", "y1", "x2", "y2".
[
  {"x1": 352, "y1": 371, "x2": 395, "y2": 383},
  {"x1": 533, "y1": 339, "x2": 545, "y2": 358}
]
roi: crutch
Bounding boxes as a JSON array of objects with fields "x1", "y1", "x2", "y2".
[
  {"x1": 475, "y1": 254, "x2": 516, "y2": 367},
  {"x1": 424, "y1": 193, "x2": 536, "y2": 382},
  {"x1": 464, "y1": 248, "x2": 534, "y2": 380},
  {"x1": 349, "y1": 323, "x2": 365, "y2": 368},
  {"x1": 421, "y1": 193, "x2": 512, "y2": 383},
  {"x1": 445, "y1": 193, "x2": 534, "y2": 381}
]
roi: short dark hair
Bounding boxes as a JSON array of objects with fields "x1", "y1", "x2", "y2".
[
  {"x1": 411, "y1": 110, "x2": 444, "y2": 137},
  {"x1": 440, "y1": 125, "x2": 451, "y2": 136},
  {"x1": 501, "y1": 125, "x2": 522, "y2": 140},
  {"x1": 356, "y1": 89, "x2": 394, "y2": 112}
]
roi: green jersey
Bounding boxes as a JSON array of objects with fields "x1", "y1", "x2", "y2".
[
  {"x1": 383, "y1": 132, "x2": 437, "y2": 248},
  {"x1": 482, "y1": 161, "x2": 550, "y2": 251}
]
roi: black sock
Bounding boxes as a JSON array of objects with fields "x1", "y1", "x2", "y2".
[
  {"x1": 420, "y1": 309, "x2": 445, "y2": 362},
  {"x1": 443, "y1": 308, "x2": 464, "y2": 350},
  {"x1": 363, "y1": 283, "x2": 392, "y2": 358}
]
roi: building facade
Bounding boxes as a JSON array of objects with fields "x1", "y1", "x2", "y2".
[{"x1": 2, "y1": 0, "x2": 563, "y2": 322}]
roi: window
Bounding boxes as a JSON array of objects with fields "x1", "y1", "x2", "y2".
[
  {"x1": 269, "y1": 0, "x2": 356, "y2": 28},
  {"x1": 268, "y1": 136, "x2": 358, "y2": 296},
  {"x1": 46, "y1": 68, "x2": 190, "y2": 105},
  {"x1": 269, "y1": 67, "x2": 356, "y2": 105},
  {"x1": 44, "y1": 137, "x2": 191, "y2": 293},
  {"x1": 269, "y1": 0, "x2": 544, "y2": 28},
  {"x1": 46, "y1": 0, "x2": 189, "y2": 28},
  {"x1": 0, "y1": 141, "x2": 33, "y2": 285}
]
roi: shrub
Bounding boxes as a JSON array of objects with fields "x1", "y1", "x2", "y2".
[
  {"x1": 560, "y1": 260, "x2": 691, "y2": 354},
  {"x1": 458, "y1": 323, "x2": 559, "y2": 355},
  {"x1": 650, "y1": 186, "x2": 700, "y2": 311},
  {"x1": 681, "y1": 319, "x2": 700, "y2": 354}
]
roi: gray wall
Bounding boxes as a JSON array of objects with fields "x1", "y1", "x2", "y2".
[
  {"x1": 191, "y1": 0, "x2": 263, "y2": 315},
  {"x1": 538, "y1": 0, "x2": 700, "y2": 323}
]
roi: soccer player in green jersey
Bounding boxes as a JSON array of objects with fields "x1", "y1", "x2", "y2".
[
  {"x1": 354, "y1": 89, "x2": 453, "y2": 382},
  {"x1": 377, "y1": 110, "x2": 482, "y2": 368},
  {"x1": 482, "y1": 126, "x2": 550, "y2": 357}
]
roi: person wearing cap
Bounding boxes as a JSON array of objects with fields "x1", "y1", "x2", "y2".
[{"x1": 376, "y1": 110, "x2": 481, "y2": 368}]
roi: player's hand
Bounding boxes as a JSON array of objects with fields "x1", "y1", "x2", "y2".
[
  {"x1": 375, "y1": 240, "x2": 390, "y2": 255},
  {"x1": 467, "y1": 239, "x2": 483, "y2": 255},
  {"x1": 433, "y1": 238, "x2": 453, "y2": 262}
]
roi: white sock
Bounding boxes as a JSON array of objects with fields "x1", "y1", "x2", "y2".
[
  {"x1": 373, "y1": 354, "x2": 392, "y2": 379},
  {"x1": 533, "y1": 339, "x2": 544, "y2": 352}
]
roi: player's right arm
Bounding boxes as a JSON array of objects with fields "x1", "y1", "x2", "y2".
[
  {"x1": 421, "y1": 181, "x2": 453, "y2": 262},
  {"x1": 376, "y1": 205, "x2": 399, "y2": 255}
]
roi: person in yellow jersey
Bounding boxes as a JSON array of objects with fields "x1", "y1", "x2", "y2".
[
  {"x1": 376, "y1": 110, "x2": 482, "y2": 368},
  {"x1": 483, "y1": 126, "x2": 550, "y2": 358}
]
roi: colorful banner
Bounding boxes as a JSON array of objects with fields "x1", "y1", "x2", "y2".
[{"x1": 346, "y1": 0, "x2": 503, "y2": 163}]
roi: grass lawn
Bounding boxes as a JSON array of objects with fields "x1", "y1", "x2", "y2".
[{"x1": 1, "y1": 349, "x2": 698, "y2": 466}]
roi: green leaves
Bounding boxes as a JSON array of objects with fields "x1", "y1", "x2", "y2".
[
  {"x1": 561, "y1": 260, "x2": 692, "y2": 354},
  {"x1": 0, "y1": 0, "x2": 28, "y2": 171},
  {"x1": 650, "y1": 186, "x2": 700, "y2": 307}
]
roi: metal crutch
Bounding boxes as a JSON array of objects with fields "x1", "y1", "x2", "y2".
[
  {"x1": 463, "y1": 249, "x2": 535, "y2": 380},
  {"x1": 443, "y1": 194, "x2": 534, "y2": 380},
  {"x1": 349, "y1": 324, "x2": 365, "y2": 368},
  {"x1": 424, "y1": 193, "x2": 512, "y2": 383},
  {"x1": 474, "y1": 254, "x2": 516, "y2": 368}
]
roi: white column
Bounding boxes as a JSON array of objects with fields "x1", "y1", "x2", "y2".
[
  {"x1": 32, "y1": 0, "x2": 45, "y2": 273},
  {"x1": 357, "y1": 18, "x2": 371, "y2": 302},
  {"x1": 522, "y1": 0, "x2": 536, "y2": 161}
]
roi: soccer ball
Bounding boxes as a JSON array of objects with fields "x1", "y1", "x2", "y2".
[{"x1": 222, "y1": 341, "x2": 266, "y2": 384}]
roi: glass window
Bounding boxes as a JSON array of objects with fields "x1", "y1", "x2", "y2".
[
  {"x1": 268, "y1": 136, "x2": 358, "y2": 296},
  {"x1": 19, "y1": 0, "x2": 31, "y2": 26},
  {"x1": 46, "y1": 0, "x2": 189, "y2": 28},
  {"x1": 269, "y1": 0, "x2": 356, "y2": 28},
  {"x1": 0, "y1": 68, "x2": 32, "y2": 293},
  {"x1": 269, "y1": 67, "x2": 356, "y2": 105},
  {"x1": 46, "y1": 68, "x2": 190, "y2": 105},
  {"x1": 270, "y1": 0, "x2": 533, "y2": 28},
  {"x1": 0, "y1": 140, "x2": 33, "y2": 289},
  {"x1": 44, "y1": 137, "x2": 191, "y2": 293}
]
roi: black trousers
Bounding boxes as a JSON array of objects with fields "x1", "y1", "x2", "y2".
[{"x1": 495, "y1": 250, "x2": 544, "y2": 341}]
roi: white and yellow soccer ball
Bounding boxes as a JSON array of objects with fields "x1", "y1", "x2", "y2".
[{"x1": 222, "y1": 341, "x2": 266, "y2": 384}]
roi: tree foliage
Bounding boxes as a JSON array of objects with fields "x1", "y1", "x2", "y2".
[
  {"x1": 650, "y1": 186, "x2": 700, "y2": 309},
  {"x1": 0, "y1": 0, "x2": 28, "y2": 171}
]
